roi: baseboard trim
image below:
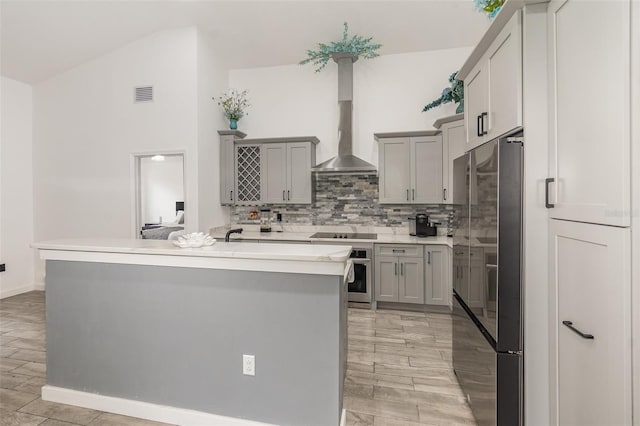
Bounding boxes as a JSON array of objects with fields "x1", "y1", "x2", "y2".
[
  {"x1": 0, "y1": 283, "x2": 37, "y2": 299},
  {"x1": 42, "y1": 385, "x2": 285, "y2": 426}
]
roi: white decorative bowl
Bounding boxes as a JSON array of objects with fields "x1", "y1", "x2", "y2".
[{"x1": 172, "y1": 232, "x2": 216, "y2": 248}]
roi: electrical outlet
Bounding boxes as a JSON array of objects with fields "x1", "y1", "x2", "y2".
[
  {"x1": 243, "y1": 354, "x2": 255, "y2": 376},
  {"x1": 0, "y1": 264, "x2": 5, "y2": 272}
]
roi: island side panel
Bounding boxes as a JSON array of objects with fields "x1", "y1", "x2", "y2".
[{"x1": 45, "y1": 260, "x2": 345, "y2": 426}]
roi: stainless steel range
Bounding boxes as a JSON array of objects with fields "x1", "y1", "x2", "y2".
[{"x1": 310, "y1": 232, "x2": 376, "y2": 304}]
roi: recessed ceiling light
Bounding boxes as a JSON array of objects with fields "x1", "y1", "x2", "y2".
[{"x1": 151, "y1": 155, "x2": 165, "y2": 162}]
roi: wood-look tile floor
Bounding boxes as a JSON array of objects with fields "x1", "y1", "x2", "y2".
[
  {"x1": 1, "y1": 292, "x2": 476, "y2": 426},
  {"x1": 344, "y1": 308, "x2": 476, "y2": 426}
]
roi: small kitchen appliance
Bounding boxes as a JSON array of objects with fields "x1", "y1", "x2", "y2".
[
  {"x1": 408, "y1": 217, "x2": 417, "y2": 236},
  {"x1": 260, "y1": 208, "x2": 271, "y2": 233},
  {"x1": 415, "y1": 214, "x2": 437, "y2": 237}
]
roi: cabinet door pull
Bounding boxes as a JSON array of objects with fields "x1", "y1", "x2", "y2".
[
  {"x1": 427, "y1": 252, "x2": 431, "y2": 264},
  {"x1": 394, "y1": 263, "x2": 398, "y2": 276},
  {"x1": 288, "y1": 190, "x2": 290, "y2": 201},
  {"x1": 230, "y1": 190, "x2": 233, "y2": 201},
  {"x1": 443, "y1": 188, "x2": 447, "y2": 201},
  {"x1": 545, "y1": 178, "x2": 555, "y2": 208},
  {"x1": 406, "y1": 189, "x2": 410, "y2": 201},
  {"x1": 412, "y1": 189, "x2": 415, "y2": 200},
  {"x1": 477, "y1": 115, "x2": 483, "y2": 137},
  {"x1": 283, "y1": 190, "x2": 286, "y2": 201},
  {"x1": 400, "y1": 262, "x2": 404, "y2": 276},
  {"x1": 392, "y1": 249, "x2": 406, "y2": 254},
  {"x1": 481, "y1": 112, "x2": 488, "y2": 135},
  {"x1": 562, "y1": 321, "x2": 594, "y2": 339}
]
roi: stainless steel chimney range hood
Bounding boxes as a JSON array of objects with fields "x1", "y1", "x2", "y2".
[{"x1": 312, "y1": 53, "x2": 377, "y2": 173}]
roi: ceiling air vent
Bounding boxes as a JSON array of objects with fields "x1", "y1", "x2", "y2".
[{"x1": 134, "y1": 86, "x2": 153, "y2": 103}]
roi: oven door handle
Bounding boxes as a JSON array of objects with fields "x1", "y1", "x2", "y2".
[{"x1": 347, "y1": 261, "x2": 355, "y2": 284}]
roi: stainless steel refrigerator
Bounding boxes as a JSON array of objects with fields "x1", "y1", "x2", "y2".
[{"x1": 452, "y1": 133, "x2": 523, "y2": 426}]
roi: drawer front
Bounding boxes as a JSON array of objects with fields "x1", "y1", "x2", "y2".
[{"x1": 375, "y1": 244, "x2": 424, "y2": 258}]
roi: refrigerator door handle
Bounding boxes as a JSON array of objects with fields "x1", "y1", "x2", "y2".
[{"x1": 562, "y1": 320, "x2": 594, "y2": 339}]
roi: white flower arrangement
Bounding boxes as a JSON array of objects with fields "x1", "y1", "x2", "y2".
[{"x1": 215, "y1": 89, "x2": 250, "y2": 121}]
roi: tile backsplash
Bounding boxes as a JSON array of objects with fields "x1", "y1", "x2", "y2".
[{"x1": 231, "y1": 173, "x2": 453, "y2": 228}]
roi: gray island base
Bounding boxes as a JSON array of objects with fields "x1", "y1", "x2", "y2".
[{"x1": 34, "y1": 239, "x2": 351, "y2": 426}]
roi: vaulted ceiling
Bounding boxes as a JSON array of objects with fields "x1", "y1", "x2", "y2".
[{"x1": 1, "y1": 0, "x2": 491, "y2": 84}]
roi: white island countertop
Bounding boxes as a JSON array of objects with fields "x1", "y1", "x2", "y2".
[{"x1": 32, "y1": 239, "x2": 352, "y2": 276}]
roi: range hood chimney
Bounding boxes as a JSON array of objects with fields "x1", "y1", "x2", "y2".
[{"x1": 312, "y1": 53, "x2": 377, "y2": 173}]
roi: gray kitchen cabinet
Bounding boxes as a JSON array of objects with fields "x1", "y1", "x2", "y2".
[
  {"x1": 286, "y1": 142, "x2": 314, "y2": 204},
  {"x1": 424, "y1": 246, "x2": 449, "y2": 306},
  {"x1": 374, "y1": 244, "x2": 424, "y2": 304},
  {"x1": 375, "y1": 131, "x2": 442, "y2": 204},
  {"x1": 218, "y1": 130, "x2": 246, "y2": 205},
  {"x1": 262, "y1": 144, "x2": 287, "y2": 204},
  {"x1": 434, "y1": 114, "x2": 465, "y2": 204},
  {"x1": 233, "y1": 136, "x2": 318, "y2": 206},
  {"x1": 398, "y1": 257, "x2": 424, "y2": 304},
  {"x1": 459, "y1": 11, "x2": 522, "y2": 151},
  {"x1": 262, "y1": 142, "x2": 315, "y2": 204},
  {"x1": 375, "y1": 256, "x2": 399, "y2": 302},
  {"x1": 376, "y1": 138, "x2": 410, "y2": 204}
]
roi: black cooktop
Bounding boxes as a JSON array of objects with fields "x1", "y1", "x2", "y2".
[{"x1": 309, "y1": 232, "x2": 378, "y2": 240}]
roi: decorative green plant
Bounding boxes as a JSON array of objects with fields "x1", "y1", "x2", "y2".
[
  {"x1": 474, "y1": 0, "x2": 505, "y2": 18},
  {"x1": 299, "y1": 22, "x2": 382, "y2": 72},
  {"x1": 423, "y1": 71, "x2": 464, "y2": 114},
  {"x1": 214, "y1": 89, "x2": 250, "y2": 121}
]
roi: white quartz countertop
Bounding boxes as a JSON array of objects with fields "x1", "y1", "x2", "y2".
[
  {"x1": 209, "y1": 228, "x2": 453, "y2": 248},
  {"x1": 32, "y1": 239, "x2": 352, "y2": 276}
]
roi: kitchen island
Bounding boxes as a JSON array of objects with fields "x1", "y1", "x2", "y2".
[{"x1": 32, "y1": 239, "x2": 351, "y2": 426}]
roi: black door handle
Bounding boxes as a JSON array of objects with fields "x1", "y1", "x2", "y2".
[
  {"x1": 545, "y1": 178, "x2": 555, "y2": 208},
  {"x1": 481, "y1": 112, "x2": 488, "y2": 135},
  {"x1": 477, "y1": 115, "x2": 482, "y2": 137},
  {"x1": 562, "y1": 321, "x2": 594, "y2": 339}
]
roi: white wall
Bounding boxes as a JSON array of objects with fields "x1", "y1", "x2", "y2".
[
  {"x1": 229, "y1": 47, "x2": 472, "y2": 166},
  {"x1": 33, "y1": 28, "x2": 199, "y2": 237},
  {"x1": 140, "y1": 155, "x2": 184, "y2": 224},
  {"x1": 197, "y1": 30, "x2": 231, "y2": 230},
  {"x1": 33, "y1": 26, "x2": 200, "y2": 284},
  {"x1": 0, "y1": 77, "x2": 35, "y2": 298}
]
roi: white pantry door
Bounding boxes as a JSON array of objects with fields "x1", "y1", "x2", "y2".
[
  {"x1": 547, "y1": 0, "x2": 631, "y2": 226},
  {"x1": 549, "y1": 219, "x2": 631, "y2": 426}
]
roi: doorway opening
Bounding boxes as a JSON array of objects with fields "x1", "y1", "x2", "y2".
[{"x1": 132, "y1": 152, "x2": 186, "y2": 240}]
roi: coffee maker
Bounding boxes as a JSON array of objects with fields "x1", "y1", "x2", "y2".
[{"x1": 415, "y1": 213, "x2": 437, "y2": 237}]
